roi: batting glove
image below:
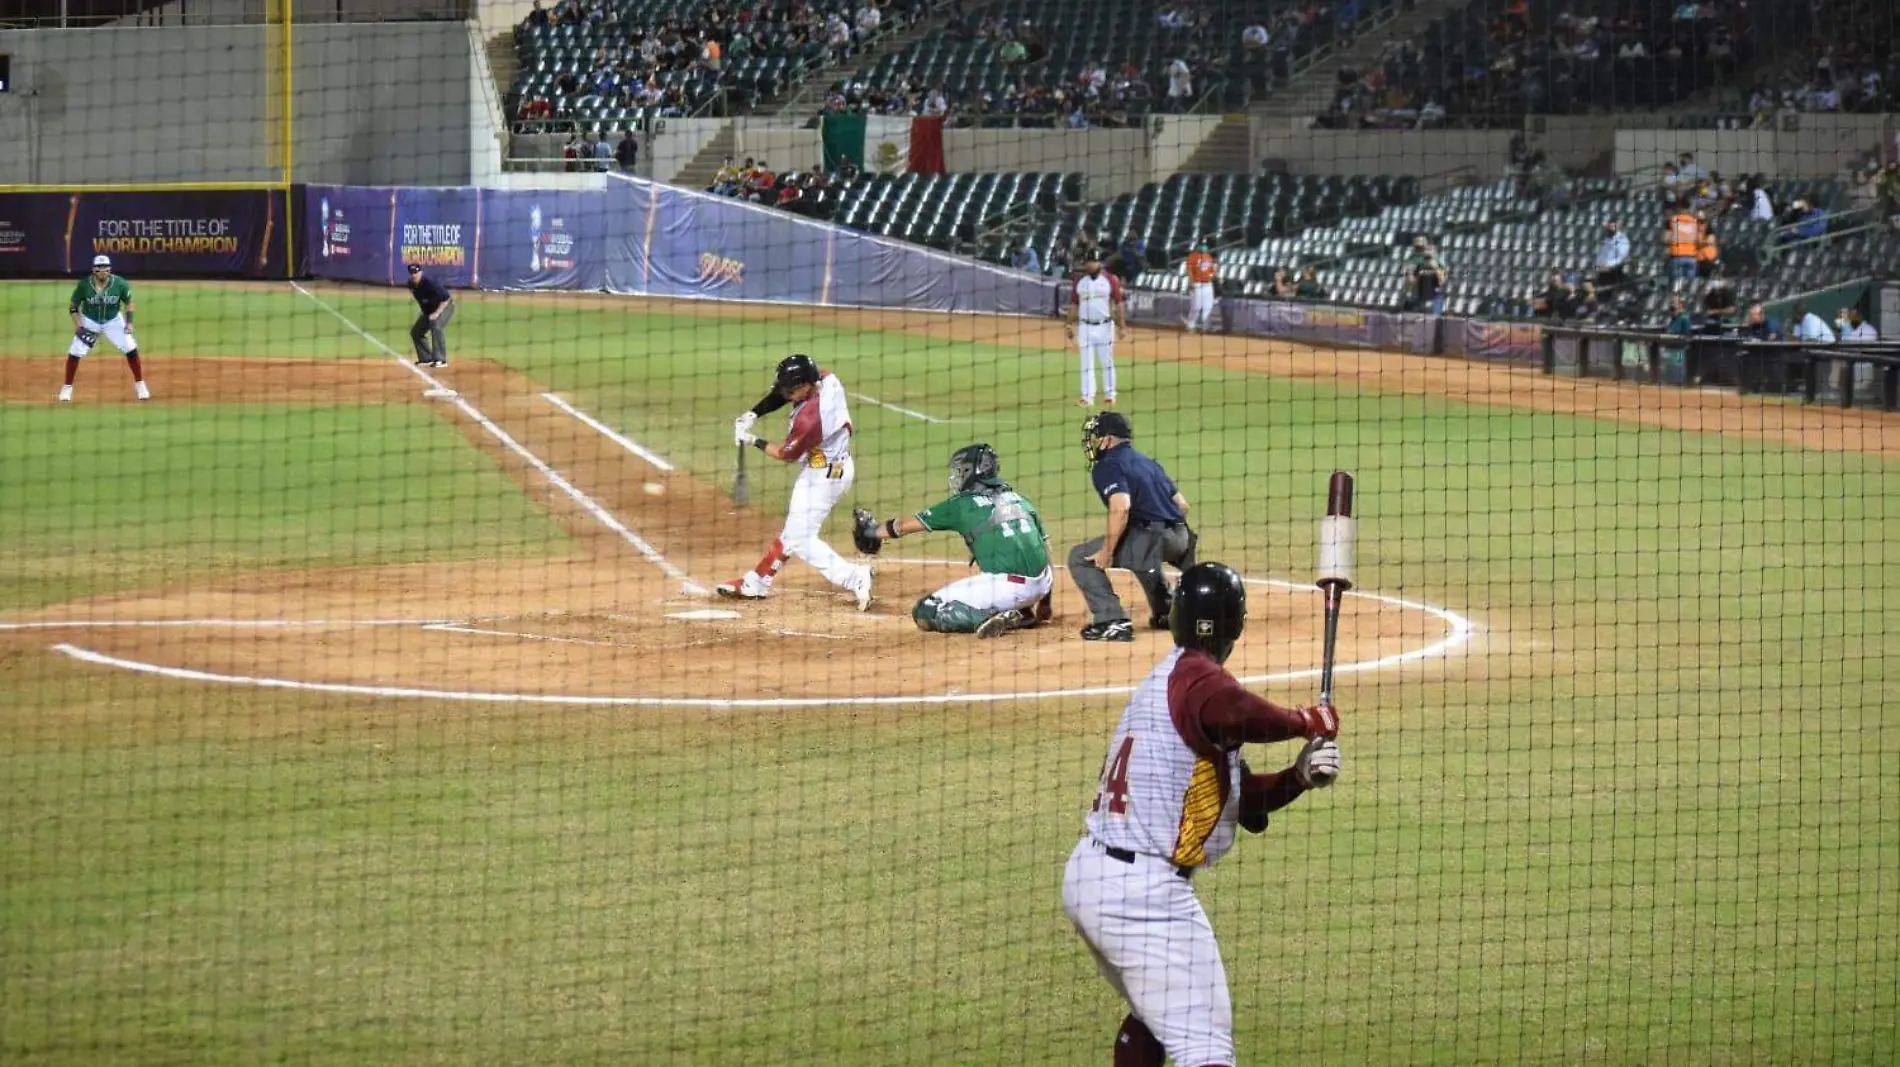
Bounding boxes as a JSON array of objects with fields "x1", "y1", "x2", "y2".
[
  {"x1": 1295, "y1": 737, "x2": 1341, "y2": 788},
  {"x1": 1293, "y1": 702, "x2": 1340, "y2": 739},
  {"x1": 734, "y1": 411, "x2": 758, "y2": 436}
]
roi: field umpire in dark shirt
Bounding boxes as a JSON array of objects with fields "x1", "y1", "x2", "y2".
[
  {"x1": 407, "y1": 263, "x2": 454, "y2": 366},
  {"x1": 1067, "y1": 412, "x2": 1196, "y2": 642}
]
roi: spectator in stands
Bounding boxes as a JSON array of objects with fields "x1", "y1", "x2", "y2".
[
  {"x1": 1749, "y1": 180, "x2": 1775, "y2": 222},
  {"x1": 835, "y1": 155, "x2": 861, "y2": 185},
  {"x1": 998, "y1": 35, "x2": 1027, "y2": 64},
  {"x1": 1666, "y1": 205, "x2": 1702, "y2": 285},
  {"x1": 1068, "y1": 231, "x2": 1103, "y2": 273},
  {"x1": 1166, "y1": 57, "x2": 1194, "y2": 112},
  {"x1": 592, "y1": 136, "x2": 613, "y2": 172},
  {"x1": 776, "y1": 178, "x2": 806, "y2": 212},
  {"x1": 1269, "y1": 268, "x2": 1296, "y2": 299},
  {"x1": 1790, "y1": 301, "x2": 1838, "y2": 343},
  {"x1": 1570, "y1": 281, "x2": 1602, "y2": 322},
  {"x1": 1533, "y1": 272, "x2": 1574, "y2": 319},
  {"x1": 562, "y1": 134, "x2": 582, "y2": 172},
  {"x1": 744, "y1": 159, "x2": 778, "y2": 202},
  {"x1": 1678, "y1": 153, "x2": 1707, "y2": 184},
  {"x1": 1696, "y1": 216, "x2": 1720, "y2": 278},
  {"x1": 1789, "y1": 199, "x2": 1829, "y2": 243},
  {"x1": 1111, "y1": 237, "x2": 1147, "y2": 284},
  {"x1": 1660, "y1": 163, "x2": 1684, "y2": 207},
  {"x1": 1295, "y1": 265, "x2": 1328, "y2": 301},
  {"x1": 710, "y1": 156, "x2": 742, "y2": 194},
  {"x1": 1739, "y1": 303, "x2": 1782, "y2": 341},
  {"x1": 1700, "y1": 270, "x2": 1739, "y2": 323},
  {"x1": 1594, "y1": 220, "x2": 1630, "y2": 288},
  {"x1": 1012, "y1": 241, "x2": 1042, "y2": 274},
  {"x1": 1408, "y1": 251, "x2": 1446, "y2": 315},
  {"x1": 1665, "y1": 295, "x2": 1694, "y2": 338},
  {"x1": 1839, "y1": 307, "x2": 1878, "y2": 342},
  {"x1": 527, "y1": 0, "x2": 550, "y2": 28},
  {"x1": 615, "y1": 128, "x2": 640, "y2": 173}
]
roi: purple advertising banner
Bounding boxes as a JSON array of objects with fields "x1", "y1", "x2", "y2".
[
  {"x1": 0, "y1": 190, "x2": 289, "y2": 278},
  {"x1": 1451, "y1": 319, "x2": 1544, "y2": 362},
  {"x1": 478, "y1": 189, "x2": 608, "y2": 292},
  {"x1": 308, "y1": 185, "x2": 399, "y2": 286},
  {"x1": 394, "y1": 188, "x2": 478, "y2": 289}
]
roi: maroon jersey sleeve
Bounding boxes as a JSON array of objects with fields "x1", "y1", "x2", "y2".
[
  {"x1": 1238, "y1": 766, "x2": 1306, "y2": 833},
  {"x1": 1168, "y1": 650, "x2": 1311, "y2": 752},
  {"x1": 780, "y1": 400, "x2": 821, "y2": 463}
]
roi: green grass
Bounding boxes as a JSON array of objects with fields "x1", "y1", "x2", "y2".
[{"x1": 1, "y1": 280, "x2": 1896, "y2": 1065}]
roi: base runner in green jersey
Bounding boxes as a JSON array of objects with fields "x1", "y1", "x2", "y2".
[
  {"x1": 853, "y1": 444, "x2": 1055, "y2": 638},
  {"x1": 60, "y1": 254, "x2": 149, "y2": 402}
]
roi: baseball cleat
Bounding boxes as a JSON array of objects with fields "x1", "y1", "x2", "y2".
[
  {"x1": 1103, "y1": 396, "x2": 1116, "y2": 406},
  {"x1": 852, "y1": 566, "x2": 875, "y2": 611},
  {"x1": 976, "y1": 609, "x2": 1026, "y2": 639},
  {"x1": 714, "y1": 578, "x2": 767, "y2": 600},
  {"x1": 1149, "y1": 615, "x2": 1169, "y2": 631},
  {"x1": 1080, "y1": 619, "x2": 1135, "y2": 642},
  {"x1": 134, "y1": 382, "x2": 151, "y2": 401},
  {"x1": 57, "y1": 386, "x2": 73, "y2": 403},
  {"x1": 1075, "y1": 397, "x2": 1093, "y2": 407}
]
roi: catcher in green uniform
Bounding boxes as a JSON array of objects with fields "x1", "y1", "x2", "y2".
[
  {"x1": 853, "y1": 443, "x2": 1056, "y2": 638},
  {"x1": 60, "y1": 255, "x2": 149, "y2": 402}
]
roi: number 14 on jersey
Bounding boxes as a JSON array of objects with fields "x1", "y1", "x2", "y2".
[{"x1": 1091, "y1": 736, "x2": 1133, "y2": 815}]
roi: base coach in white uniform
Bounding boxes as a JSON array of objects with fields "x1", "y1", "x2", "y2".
[{"x1": 1063, "y1": 562, "x2": 1342, "y2": 1067}]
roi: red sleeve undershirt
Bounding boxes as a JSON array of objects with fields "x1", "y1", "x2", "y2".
[
  {"x1": 1108, "y1": 273, "x2": 1124, "y2": 303},
  {"x1": 1169, "y1": 649, "x2": 1310, "y2": 832},
  {"x1": 780, "y1": 400, "x2": 820, "y2": 463}
]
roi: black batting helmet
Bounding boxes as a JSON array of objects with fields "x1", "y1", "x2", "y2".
[
  {"x1": 774, "y1": 353, "x2": 821, "y2": 394},
  {"x1": 948, "y1": 443, "x2": 1002, "y2": 494},
  {"x1": 1170, "y1": 562, "x2": 1248, "y2": 664}
]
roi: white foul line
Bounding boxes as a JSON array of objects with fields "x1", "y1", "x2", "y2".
[
  {"x1": 852, "y1": 392, "x2": 944, "y2": 424},
  {"x1": 288, "y1": 282, "x2": 704, "y2": 596},
  {"x1": 0, "y1": 618, "x2": 439, "y2": 631},
  {"x1": 42, "y1": 561, "x2": 1480, "y2": 708},
  {"x1": 422, "y1": 622, "x2": 624, "y2": 648},
  {"x1": 540, "y1": 393, "x2": 676, "y2": 471}
]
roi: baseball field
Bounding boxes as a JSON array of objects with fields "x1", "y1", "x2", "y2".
[{"x1": 1, "y1": 279, "x2": 1895, "y2": 1065}]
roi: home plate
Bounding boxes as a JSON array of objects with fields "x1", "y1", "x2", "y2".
[
  {"x1": 423, "y1": 387, "x2": 457, "y2": 398},
  {"x1": 666, "y1": 609, "x2": 743, "y2": 621}
]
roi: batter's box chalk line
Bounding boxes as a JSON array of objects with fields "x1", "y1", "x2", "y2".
[{"x1": 25, "y1": 560, "x2": 1481, "y2": 708}]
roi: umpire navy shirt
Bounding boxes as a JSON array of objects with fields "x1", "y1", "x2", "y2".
[
  {"x1": 410, "y1": 276, "x2": 452, "y2": 316},
  {"x1": 1091, "y1": 443, "x2": 1185, "y2": 524}
]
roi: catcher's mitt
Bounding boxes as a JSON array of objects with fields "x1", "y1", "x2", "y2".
[{"x1": 851, "y1": 508, "x2": 883, "y2": 556}]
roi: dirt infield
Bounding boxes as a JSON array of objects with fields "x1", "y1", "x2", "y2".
[{"x1": 2, "y1": 353, "x2": 1461, "y2": 706}]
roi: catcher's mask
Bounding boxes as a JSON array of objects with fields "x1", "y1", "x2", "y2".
[
  {"x1": 1170, "y1": 562, "x2": 1248, "y2": 664},
  {"x1": 948, "y1": 443, "x2": 1001, "y2": 494},
  {"x1": 1081, "y1": 411, "x2": 1132, "y2": 466},
  {"x1": 774, "y1": 353, "x2": 821, "y2": 397}
]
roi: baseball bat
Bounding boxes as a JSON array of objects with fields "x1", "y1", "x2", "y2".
[
  {"x1": 1316, "y1": 471, "x2": 1356, "y2": 708},
  {"x1": 732, "y1": 444, "x2": 750, "y2": 505}
]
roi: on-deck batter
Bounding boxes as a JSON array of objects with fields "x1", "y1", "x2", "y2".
[
  {"x1": 1063, "y1": 562, "x2": 1342, "y2": 1067},
  {"x1": 1066, "y1": 255, "x2": 1126, "y2": 407},
  {"x1": 721, "y1": 354, "x2": 875, "y2": 610}
]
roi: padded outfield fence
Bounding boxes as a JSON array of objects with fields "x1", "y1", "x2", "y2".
[{"x1": 3, "y1": 4, "x2": 1899, "y2": 1067}]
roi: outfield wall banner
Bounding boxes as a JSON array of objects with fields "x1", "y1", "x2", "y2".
[
  {"x1": 0, "y1": 190, "x2": 289, "y2": 278},
  {"x1": 308, "y1": 186, "x2": 399, "y2": 285},
  {"x1": 1450, "y1": 319, "x2": 1544, "y2": 362},
  {"x1": 393, "y1": 187, "x2": 478, "y2": 289},
  {"x1": 479, "y1": 190, "x2": 607, "y2": 292}
]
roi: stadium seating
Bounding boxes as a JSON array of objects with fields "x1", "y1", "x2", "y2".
[
  {"x1": 1124, "y1": 173, "x2": 1899, "y2": 325},
  {"x1": 822, "y1": 172, "x2": 1085, "y2": 249},
  {"x1": 509, "y1": 0, "x2": 904, "y2": 130},
  {"x1": 839, "y1": 0, "x2": 1379, "y2": 119}
]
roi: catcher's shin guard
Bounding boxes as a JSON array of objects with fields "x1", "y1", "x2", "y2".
[{"x1": 911, "y1": 595, "x2": 993, "y2": 634}]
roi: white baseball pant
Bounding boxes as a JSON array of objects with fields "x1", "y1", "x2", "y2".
[
  {"x1": 1185, "y1": 282, "x2": 1216, "y2": 331},
  {"x1": 930, "y1": 566, "x2": 1053, "y2": 612},
  {"x1": 69, "y1": 314, "x2": 137, "y2": 358},
  {"x1": 1062, "y1": 836, "x2": 1234, "y2": 1067},
  {"x1": 1078, "y1": 322, "x2": 1118, "y2": 402},
  {"x1": 780, "y1": 455, "x2": 866, "y2": 590}
]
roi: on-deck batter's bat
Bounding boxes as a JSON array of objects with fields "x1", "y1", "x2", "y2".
[
  {"x1": 732, "y1": 444, "x2": 750, "y2": 505},
  {"x1": 1316, "y1": 471, "x2": 1356, "y2": 710}
]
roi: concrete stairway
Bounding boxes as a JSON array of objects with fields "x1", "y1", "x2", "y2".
[
  {"x1": 753, "y1": 2, "x2": 961, "y2": 119},
  {"x1": 487, "y1": 31, "x2": 520, "y2": 118},
  {"x1": 1256, "y1": 0, "x2": 1469, "y2": 117},
  {"x1": 1176, "y1": 116, "x2": 1254, "y2": 174},
  {"x1": 673, "y1": 124, "x2": 739, "y2": 191}
]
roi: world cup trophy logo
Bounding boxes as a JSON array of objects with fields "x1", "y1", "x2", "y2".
[
  {"x1": 319, "y1": 197, "x2": 332, "y2": 258},
  {"x1": 529, "y1": 204, "x2": 543, "y2": 272}
]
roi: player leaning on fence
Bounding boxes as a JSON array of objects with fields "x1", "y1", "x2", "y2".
[{"x1": 61, "y1": 255, "x2": 149, "y2": 403}]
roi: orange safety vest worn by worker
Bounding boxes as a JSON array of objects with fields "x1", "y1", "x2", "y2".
[
  {"x1": 1668, "y1": 213, "x2": 1700, "y2": 257},
  {"x1": 1697, "y1": 229, "x2": 1719, "y2": 262},
  {"x1": 1185, "y1": 250, "x2": 1218, "y2": 284}
]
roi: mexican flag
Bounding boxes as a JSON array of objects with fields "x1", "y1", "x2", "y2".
[{"x1": 822, "y1": 113, "x2": 945, "y2": 175}]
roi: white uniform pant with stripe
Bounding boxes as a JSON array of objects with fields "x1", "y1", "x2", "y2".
[
  {"x1": 780, "y1": 455, "x2": 864, "y2": 590},
  {"x1": 1185, "y1": 282, "x2": 1216, "y2": 331},
  {"x1": 1077, "y1": 321, "x2": 1118, "y2": 401},
  {"x1": 1062, "y1": 836, "x2": 1234, "y2": 1067},
  {"x1": 931, "y1": 566, "x2": 1053, "y2": 612},
  {"x1": 68, "y1": 314, "x2": 136, "y2": 358}
]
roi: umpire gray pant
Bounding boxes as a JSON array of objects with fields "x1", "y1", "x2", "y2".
[
  {"x1": 1068, "y1": 521, "x2": 1196, "y2": 625},
  {"x1": 411, "y1": 304, "x2": 455, "y2": 363}
]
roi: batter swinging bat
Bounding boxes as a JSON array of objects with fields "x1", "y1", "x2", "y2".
[
  {"x1": 1316, "y1": 471, "x2": 1356, "y2": 709},
  {"x1": 733, "y1": 444, "x2": 750, "y2": 505}
]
